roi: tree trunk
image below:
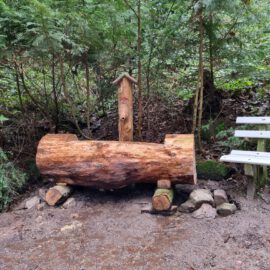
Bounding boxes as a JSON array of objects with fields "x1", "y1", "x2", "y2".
[
  {"x1": 209, "y1": 14, "x2": 214, "y2": 84},
  {"x1": 192, "y1": 74, "x2": 200, "y2": 134},
  {"x1": 14, "y1": 60, "x2": 24, "y2": 112},
  {"x1": 51, "y1": 53, "x2": 59, "y2": 133},
  {"x1": 197, "y1": 12, "x2": 204, "y2": 152},
  {"x1": 36, "y1": 134, "x2": 196, "y2": 189},
  {"x1": 85, "y1": 53, "x2": 92, "y2": 137},
  {"x1": 60, "y1": 58, "x2": 90, "y2": 139},
  {"x1": 137, "y1": 0, "x2": 143, "y2": 140},
  {"x1": 146, "y1": 39, "x2": 154, "y2": 131}
]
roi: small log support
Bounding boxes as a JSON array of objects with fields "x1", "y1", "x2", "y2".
[
  {"x1": 152, "y1": 188, "x2": 174, "y2": 211},
  {"x1": 157, "y1": 179, "x2": 171, "y2": 189},
  {"x1": 45, "y1": 185, "x2": 72, "y2": 206}
]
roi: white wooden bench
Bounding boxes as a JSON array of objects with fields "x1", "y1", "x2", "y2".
[{"x1": 220, "y1": 117, "x2": 270, "y2": 199}]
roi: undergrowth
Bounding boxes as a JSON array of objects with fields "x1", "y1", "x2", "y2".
[{"x1": 0, "y1": 148, "x2": 27, "y2": 211}]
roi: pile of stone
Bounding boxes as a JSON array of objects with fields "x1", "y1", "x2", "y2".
[
  {"x1": 179, "y1": 188, "x2": 237, "y2": 219},
  {"x1": 18, "y1": 184, "x2": 76, "y2": 211}
]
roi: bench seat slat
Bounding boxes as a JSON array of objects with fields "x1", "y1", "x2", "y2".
[
  {"x1": 220, "y1": 154, "x2": 270, "y2": 166},
  {"x1": 236, "y1": 117, "x2": 270, "y2": 124},
  {"x1": 234, "y1": 130, "x2": 270, "y2": 139}
]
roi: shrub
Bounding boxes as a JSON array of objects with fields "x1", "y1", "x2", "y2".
[
  {"x1": 197, "y1": 160, "x2": 231, "y2": 181},
  {"x1": 0, "y1": 148, "x2": 27, "y2": 211}
]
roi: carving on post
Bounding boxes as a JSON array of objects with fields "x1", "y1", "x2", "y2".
[{"x1": 113, "y1": 73, "x2": 137, "y2": 141}]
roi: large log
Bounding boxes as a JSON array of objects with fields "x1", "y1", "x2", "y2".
[{"x1": 36, "y1": 134, "x2": 196, "y2": 189}]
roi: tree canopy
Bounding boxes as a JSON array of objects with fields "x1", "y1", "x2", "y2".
[{"x1": 0, "y1": 0, "x2": 269, "y2": 137}]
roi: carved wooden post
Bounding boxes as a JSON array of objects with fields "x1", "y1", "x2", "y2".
[{"x1": 113, "y1": 73, "x2": 137, "y2": 141}]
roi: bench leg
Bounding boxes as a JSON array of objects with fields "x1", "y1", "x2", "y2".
[
  {"x1": 257, "y1": 166, "x2": 268, "y2": 189},
  {"x1": 257, "y1": 127, "x2": 268, "y2": 189},
  {"x1": 246, "y1": 176, "x2": 256, "y2": 200},
  {"x1": 245, "y1": 164, "x2": 258, "y2": 200}
]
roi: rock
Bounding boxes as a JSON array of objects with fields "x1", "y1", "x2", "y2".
[
  {"x1": 71, "y1": 213, "x2": 79, "y2": 219},
  {"x1": 197, "y1": 180, "x2": 221, "y2": 191},
  {"x1": 214, "y1": 189, "x2": 228, "y2": 206},
  {"x1": 35, "y1": 215, "x2": 43, "y2": 223},
  {"x1": 175, "y1": 184, "x2": 196, "y2": 195},
  {"x1": 62, "y1": 197, "x2": 76, "y2": 209},
  {"x1": 36, "y1": 202, "x2": 46, "y2": 211},
  {"x1": 38, "y1": 188, "x2": 47, "y2": 201},
  {"x1": 178, "y1": 200, "x2": 196, "y2": 213},
  {"x1": 189, "y1": 189, "x2": 214, "y2": 208},
  {"x1": 14, "y1": 200, "x2": 27, "y2": 210},
  {"x1": 217, "y1": 203, "x2": 237, "y2": 216},
  {"x1": 192, "y1": 203, "x2": 217, "y2": 219},
  {"x1": 25, "y1": 196, "x2": 41, "y2": 209},
  {"x1": 60, "y1": 221, "x2": 82, "y2": 233},
  {"x1": 259, "y1": 190, "x2": 270, "y2": 204}
]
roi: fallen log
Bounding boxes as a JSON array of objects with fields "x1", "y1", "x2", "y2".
[{"x1": 36, "y1": 134, "x2": 196, "y2": 189}]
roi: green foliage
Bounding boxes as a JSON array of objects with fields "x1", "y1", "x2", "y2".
[
  {"x1": 216, "y1": 127, "x2": 246, "y2": 150},
  {"x1": 0, "y1": 148, "x2": 27, "y2": 211},
  {"x1": 0, "y1": 115, "x2": 8, "y2": 123},
  {"x1": 197, "y1": 160, "x2": 231, "y2": 181},
  {"x1": 217, "y1": 78, "x2": 254, "y2": 91},
  {"x1": 201, "y1": 120, "x2": 225, "y2": 141},
  {"x1": 0, "y1": 0, "x2": 269, "y2": 140}
]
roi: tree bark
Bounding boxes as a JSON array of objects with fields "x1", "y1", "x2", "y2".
[{"x1": 36, "y1": 134, "x2": 196, "y2": 189}]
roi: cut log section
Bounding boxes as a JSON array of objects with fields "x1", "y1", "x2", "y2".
[
  {"x1": 113, "y1": 73, "x2": 136, "y2": 142},
  {"x1": 45, "y1": 185, "x2": 72, "y2": 206},
  {"x1": 36, "y1": 133, "x2": 196, "y2": 189},
  {"x1": 152, "y1": 188, "x2": 174, "y2": 211}
]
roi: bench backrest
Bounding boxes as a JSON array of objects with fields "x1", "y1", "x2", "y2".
[
  {"x1": 236, "y1": 117, "x2": 270, "y2": 124},
  {"x1": 235, "y1": 117, "x2": 270, "y2": 139}
]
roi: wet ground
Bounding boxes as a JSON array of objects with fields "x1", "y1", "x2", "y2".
[{"x1": 1, "y1": 185, "x2": 270, "y2": 270}]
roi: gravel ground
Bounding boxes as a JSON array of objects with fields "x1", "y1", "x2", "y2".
[{"x1": 0, "y1": 185, "x2": 270, "y2": 270}]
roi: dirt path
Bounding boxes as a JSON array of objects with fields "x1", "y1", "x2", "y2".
[{"x1": 1, "y1": 186, "x2": 270, "y2": 270}]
